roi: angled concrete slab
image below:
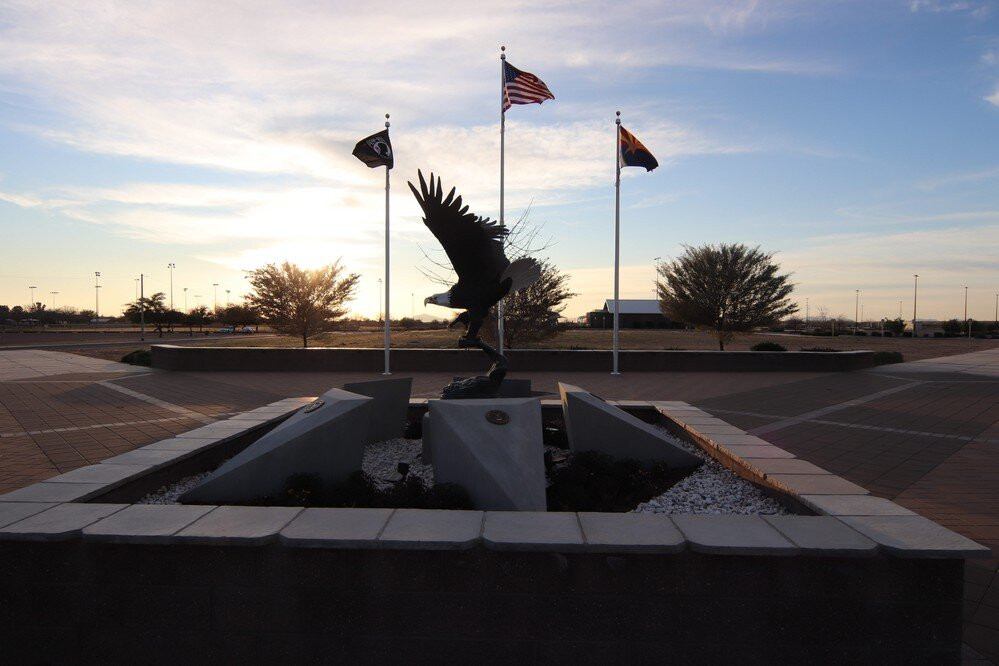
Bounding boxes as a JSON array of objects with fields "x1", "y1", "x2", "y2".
[
  {"x1": 343, "y1": 376, "x2": 412, "y2": 443},
  {"x1": 429, "y1": 397, "x2": 546, "y2": 511},
  {"x1": 559, "y1": 383, "x2": 702, "y2": 470},
  {"x1": 179, "y1": 388, "x2": 372, "y2": 504}
]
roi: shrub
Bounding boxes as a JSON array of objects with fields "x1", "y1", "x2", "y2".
[
  {"x1": 120, "y1": 349, "x2": 151, "y2": 366},
  {"x1": 800, "y1": 347, "x2": 839, "y2": 352},
  {"x1": 255, "y1": 471, "x2": 473, "y2": 510},
  {"x1": 750, "y1": 341, "x2": 787, "y2": 352},
  {"x1": 546, "y1": 450, "x2": 683, "y2": 512},
  {"x1": 873, "y1": 351, "x2": 904, "y2": 365}
]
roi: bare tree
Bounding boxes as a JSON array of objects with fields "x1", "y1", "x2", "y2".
[
  {"x1": 499, "y1": 261, "x2": 576, "y2": 348},
  {"x1": 657, "y1": 243, "x2": 798, "y2": 350},
  {"x1": 246, "y1": 261, "x2": 359, "y2": 348}
]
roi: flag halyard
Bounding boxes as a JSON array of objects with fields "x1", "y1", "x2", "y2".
[
  {"x1": 619, "y1": 126, "x2": 658, "y2": 172},
  {"x1": 502, "y1": 61, "x2": 555, "y2": 112}
]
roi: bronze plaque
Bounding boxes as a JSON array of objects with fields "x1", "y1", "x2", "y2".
[
  {"x1": 485, "y1": 410, "x2": 510, "y2": 425},
  {"x1": 303, "y1": 399, "x2": 325, "y2": 414}
]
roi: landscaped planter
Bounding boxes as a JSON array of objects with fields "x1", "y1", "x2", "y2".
[
  {"x1": 0, "y1": 397, "x2": 987, "y2": 663},
  {"x1": 150, "y1": 344, "x2": 878, "y2": 373}
]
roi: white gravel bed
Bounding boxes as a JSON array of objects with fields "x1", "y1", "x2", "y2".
[
  {"x1": 632, "y1": 427, "x2": 790, "y2": 516},
  {"x1": 139, "y1": 470, "x2": 212, "y2": 504},
  {"x1": 138, "y1": 429, "x2": 790, "y2": 516}
]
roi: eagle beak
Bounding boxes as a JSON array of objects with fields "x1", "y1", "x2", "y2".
[{"x1": 424, "y1": 296, "x2": 433, "y2": 306}]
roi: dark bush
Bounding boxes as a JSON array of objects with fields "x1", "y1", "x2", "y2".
[
  {"x1": 120, "y1": 349, "x2": 151, "y2": 366},
  {"x1": 253, "y1": 471, "x2": 473, "y2": 510},
  {"x1": 873, "y1": 351, "x2": 904, "y2": 365},
  {"x1": 750, "y1": 341, "x2": 787, "y2": 352},
  {"x1": 799, "y1": 347, "x2": 839, "y2": 352},
  {"x1": 546, "y1": 450, "x2": 686, "y2": 512}
]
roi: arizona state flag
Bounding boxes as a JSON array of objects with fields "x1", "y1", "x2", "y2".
[
  {"x1": 352, "y1": 129, "x2": 393, "y2": 169},
  {"x1": 619, "y1": 126, "x2": 658, "y2": 172}
]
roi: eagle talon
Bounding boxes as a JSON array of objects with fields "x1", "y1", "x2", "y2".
[{"x1": 457, "y1": 336, "x2": 482, "y2": 348}]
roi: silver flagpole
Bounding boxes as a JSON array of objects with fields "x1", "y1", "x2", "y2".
[
  {"x1": 612, "y1": 111, "x2": 621, "y2": 375},
  {"x1": 383, "y1": 113, "x2": 392, "y2": 375},
  {"x1": 498, "y1": 45, "x2": 506, "y2": 353}
]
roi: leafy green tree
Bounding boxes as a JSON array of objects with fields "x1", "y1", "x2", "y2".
[
  {"x1": 185, "y1": 305, "x2": 212, "y2": 334},
  {"x1": 656, "y1": 243, "x2": 798, "y2": 350},
  {"x1": 219, "y1": 303, "x2": 261, "y2": 329},
  {"x1": 883, "y1": 317, "x2": 906, "y2": 336},
  {"x1": 498, "y1": 260, "x2": 576, "y2": 348},
  {"x1": 124, "y1": 293, "x2": 170, "y2": 337},
  {"x1": 246, "y1": 261, "x2": 359, "y2": 348},
  {"x1": 941, "y1": 319, "x2": 963, "y2": 336}
]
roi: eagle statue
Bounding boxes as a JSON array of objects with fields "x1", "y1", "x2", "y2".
[
  {"x1": 408, "y1": 170, "x2": 541, "y2": 398},
  {"x1": 409, "y1": 170, "x2": 540, "y2": 343}
]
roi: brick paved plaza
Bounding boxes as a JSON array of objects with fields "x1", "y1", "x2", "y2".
[{"x1": 1, "y1": 347, "x2": 998, "y2": 660}]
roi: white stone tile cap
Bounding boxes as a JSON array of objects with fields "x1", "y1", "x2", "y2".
[
  {"x1": 672, "y1": 514, "x2": 797, "y2": 556},
  {"x1": 0, "y1": 482, "x2": 108, "y2": 503},
  {"x1": 280, "y1": 507, "x2": 393, "y2": 548},
  {"x1": 100, "y1": 449, "x2": 192, "y2": 468},
  {"x1": 83, "y1": 504, "x2": 216, "y2": 543},
  {"x1": 482, "y1": 511, "x2": 585, "y2": 552},
  {"x1": 838, "y1": 515, "x2": 991, "y2": 559},
  {"x1": 767, "y1": 474, "x2": 870, "y2": 496},
  {"x1": 0, "y1": 503, "x2": 126, "y2": 541},
  {"x1": 741, "y1": 459, "x2": 830, "y2": 476},
  {"x1": 378, "y1": 509, "x2": 484, "y2": 550},
  {"x1": 764, "y1": 515, "x2": 877, "y2": 557},
  {"x1": 174, "y1": 506, "x2": 303, "y2": 545},
  {"x1": 722, "y1": 445, "x2": 796, "y2": 459},
  {"x1": 800, "y1": 495, "x2": 916, "y2": 517},
  {"x1": 578, "y1": 512, "x2": 685, "y2": 553},
  {"x1": 140, "y1": 438, "x2": 219, "y2": 452},
  {"x1": 0, "y1": 502, "x2": 59, "y2": 528},
  {"x1": 46, "y1": 464, "x2": 151, "y2": 484}
]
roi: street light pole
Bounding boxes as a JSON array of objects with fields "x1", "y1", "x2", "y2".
[
  {"x1": 653, "y1": 256, "x2": 661, "y2": 299},
  {"x1": 29, "y1": 286, "x2": 36, "y2": 306},
  {"x1": 913, "y1": 275, "x2": 919, "y2": 337},
  {"x1": 140, "y1": 274, "x2": 145, "y2": 341},
  {"x1": 183, "y1": 287, "x2": 188, "y2": 312},
  {"x1": 212, "y1": 283, "x2": 219, "y2": 312},
  {"x1": 854, "y1": 290, "x2": 859, "y2": 335},
  {"x1": 168, "y1": 263, "x2": 176, "y2": 311},
  {"x1": 94, "y1": 271, "x2": 101, "y2": 320},
  {"x1": 964, "y1": 286, "x2": 969, "y2": 338},
  {"x1": 377, "y1": 278, "x2": 383, "y2": 321},
  {"x1": 50, "y1": 291, "x2": 58, "y2": 309},
  {"x1": 134, "y1": 278, "x2": 139, "y2": 301},
  {"x1": 226, "y1": 289, "x2": 231, "y2": 307}
]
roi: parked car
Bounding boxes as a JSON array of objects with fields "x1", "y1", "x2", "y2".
[
  {"x1": 239, "y1": 326, "x2": 254, "y2": 334},
  {"x1": 217, "y1": 326, "x2": 235, "y2": 334}
]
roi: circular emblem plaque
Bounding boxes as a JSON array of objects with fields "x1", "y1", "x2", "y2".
[
  {"x1": 303, "y1": 399, "x2": 325, "y2": 414},
  {"x1": 485, "y1": 410, "x2": 510, "y2": 425}
]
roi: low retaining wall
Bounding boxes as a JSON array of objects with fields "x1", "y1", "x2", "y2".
[
  {"x1": 0, "y1": 539, "x2": 964, "y2": 663},
  {"x1": 151, "y1": 345, "x2": 877, "y2": 373}
]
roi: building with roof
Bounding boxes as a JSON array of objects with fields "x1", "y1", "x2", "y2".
[{"x1": 586, "y1": 299, "x2": 679, "y2": 329}]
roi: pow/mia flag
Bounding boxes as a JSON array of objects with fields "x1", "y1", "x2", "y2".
[{"x1": 352, "y1": 129, "x2": 393, "y2": 169}]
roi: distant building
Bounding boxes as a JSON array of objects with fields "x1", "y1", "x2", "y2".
[{"x1": 586, "y1": 299, "x2": 678, "y2": 329}]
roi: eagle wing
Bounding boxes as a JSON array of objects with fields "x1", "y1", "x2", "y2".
[{"x1": 408, "y1": 171, "x2": 510, "y2": 283}]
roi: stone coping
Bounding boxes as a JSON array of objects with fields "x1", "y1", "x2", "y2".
[{"x1": 0, "y1": 396, "x2": 989, "y2": 560}]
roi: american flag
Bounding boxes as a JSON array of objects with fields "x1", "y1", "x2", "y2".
[{"x1": 502, "y1": 61, "x2": 554, "y2": 112}]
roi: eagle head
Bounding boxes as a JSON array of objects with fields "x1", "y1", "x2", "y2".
[{"x1": 425, "y1": 290, "x2": 452, "y2": 307}]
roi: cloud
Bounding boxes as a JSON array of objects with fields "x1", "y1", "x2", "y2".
[{"x1": 988, "y1": 89, "x2": 999, "y2": 107}]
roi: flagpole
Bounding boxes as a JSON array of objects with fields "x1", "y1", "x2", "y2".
[
  {"x1": 383, "y1": 113, "x2": 391, "y2": 375},
  {"x1": 497, "y1": 45, "x2": 506, "y2": 354},
  {"x1": 612, "y1": 111, "x2": 621, "y2": 375}
]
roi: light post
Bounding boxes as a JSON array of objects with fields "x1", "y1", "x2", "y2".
[
  {"x1": 805, "y1": 297, "x2": 809, "y2": 330},
  {"x1": 964, "y1": 286, "x2": 969, "y2": 338},
  {"x1": 50, "y1": 291, "x2": 58, "y2": 309},
  {"x1": 411, "y1": 292, "x2": 415, "y2": 318},
  {"x1": 94, "y1": 271, "x2": 101, "y2": 320},
  {"x1": 29, "y1": 285, "x2": 36, "y2": 307},
  {"x1": 377, "y1": 278, "x2": 383, "y2": 321},
  {"x1": 913, "y1": 275, "x2": 919, "y2": 337},
  {"x1": 168, "y1": 263, "x2": 176, "y2": 311},
  {"x1": 860, "y1": 304, "x2": 864, "y2": 329},
  {"x1": 899, "y1": 300, "x2": 903, "y2": 319},
  {"x1": 854, "y1": 289, "x2": 859, "y2": 335},
  {"x1": 226, "y1": 289, "x2": 231, "y2": 307},
  {"x1": 183, "y1": 287, "x2": 188, "y2": 312},
  {"x1": 995, "y1": 293, "x2": 998, "y2": 330},
  {"x1": 212, "y1": 283, "x2": 219, "y2": 312},
  {"x1": 134, "y1": 278, "x2": 139, "y2": 300},
  {"x1": 653, "y1": 256, "x2": 661, "y2": 299}
]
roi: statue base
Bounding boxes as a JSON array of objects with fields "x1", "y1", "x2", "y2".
[{"x1": 441, "y1": 337, "x2": 508, "y2": 400}]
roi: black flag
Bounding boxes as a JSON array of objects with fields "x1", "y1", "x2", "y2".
[{"x1": 352, "y1": 129, "x2": 393, "y2": 169}]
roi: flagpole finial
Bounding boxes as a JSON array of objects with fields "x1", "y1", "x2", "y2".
[
  {"x1": 616, "y1": 110, "x2": 621, "y2": 125},
  {"x1": 385, "y1": 113, "x2": 390, "y2": 128},
  {"x1": 500, "y1": 45, "x2": 506, "y2": 60}
]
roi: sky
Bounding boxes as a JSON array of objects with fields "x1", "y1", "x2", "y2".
[{"x1": 1, "y1": 0, "x2": 999, "y2": 323}]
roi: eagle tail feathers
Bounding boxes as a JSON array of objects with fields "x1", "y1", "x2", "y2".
[{"x1": 501, "y1": 257, "x2": 542, "y2": 293}]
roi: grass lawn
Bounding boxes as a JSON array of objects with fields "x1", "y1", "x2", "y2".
[{"x1": 66, "y1": 327, "x2": 999, "y2": 364}]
